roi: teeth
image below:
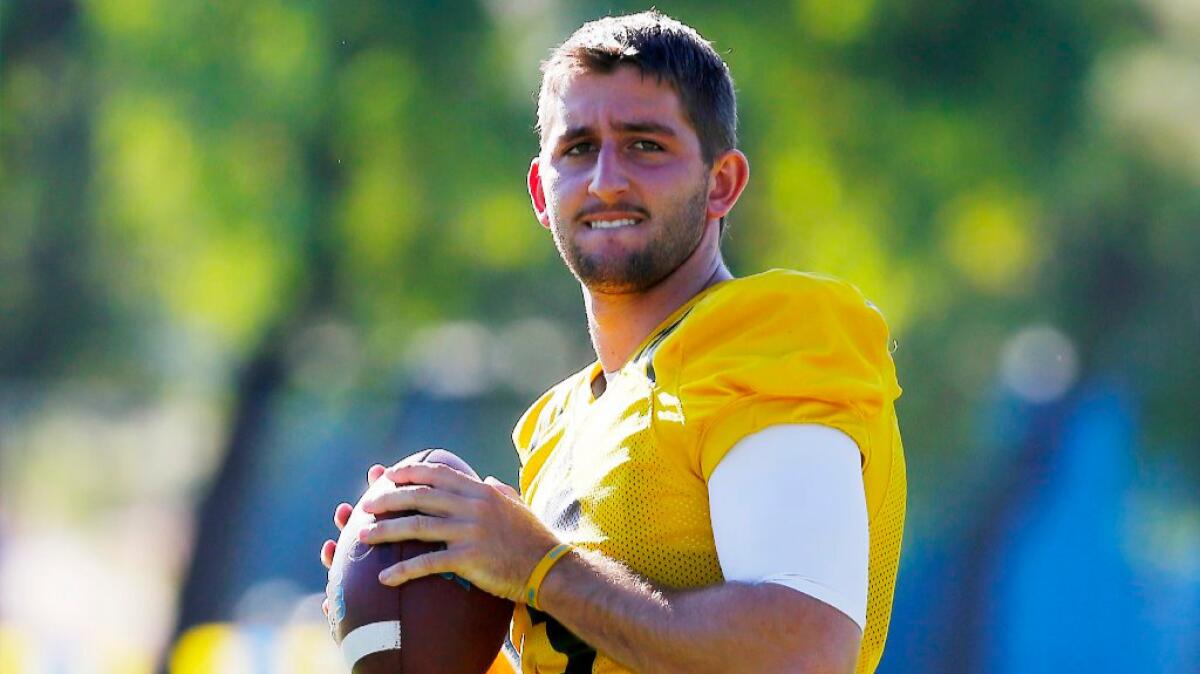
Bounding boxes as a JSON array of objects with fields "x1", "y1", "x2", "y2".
[{"x1": 590, "y1": 218, "x2": 638, "y2": 229}]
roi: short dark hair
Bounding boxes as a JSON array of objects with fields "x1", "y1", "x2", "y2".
[{"x1": 537, "y1": 10, "x2": 737, "y2": 164}]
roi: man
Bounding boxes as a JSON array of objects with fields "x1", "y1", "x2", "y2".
[{"x1": 321, "y1": 11, "x2": 905, "y2": 673}]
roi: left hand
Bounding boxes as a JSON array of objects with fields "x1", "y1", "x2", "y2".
[
  {"x1": 357, "y1": 460, "x2": 562, "y2": 603},
  {"x1": 320, "y1": 463, "x2": 386, "y2": 619}
]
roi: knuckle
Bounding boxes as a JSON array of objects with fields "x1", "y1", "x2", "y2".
[
  {"x1": 470, "y1": 495, "x2": 493, "y2": 517},
  {"x1": 363, "y1": 521, "x2": 383, "y2": 540},
  {"x1": 412, "y1": 514, "x2": 430, "y2": 534},
  {"x1": 409, "y1": 558, "x2": 423, "y2": 573}
]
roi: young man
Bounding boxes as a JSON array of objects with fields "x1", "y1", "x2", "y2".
[{"x1": 321, "y1": 11, "x2": 905, "y2": 673}]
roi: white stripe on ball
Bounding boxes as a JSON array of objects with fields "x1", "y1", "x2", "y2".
[{"x1": 341, "y1": 620, "x2": 402, "y2": 670}]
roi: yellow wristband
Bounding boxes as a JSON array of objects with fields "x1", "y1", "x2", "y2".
[{"x1": 523, "y1": 543, "x2": 573, "y2": 611}]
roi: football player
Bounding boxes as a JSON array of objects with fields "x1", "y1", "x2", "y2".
[{"x1": 321, "y1": 11, "x2": 905, "y2": 673}]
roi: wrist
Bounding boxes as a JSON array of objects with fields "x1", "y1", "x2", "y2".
[
  {"x1": 531, "y1": 547, "x2": 574, "y2": 614},
  {"x1": 523, "y1": 543, "x2": 574, "y2": 610}
]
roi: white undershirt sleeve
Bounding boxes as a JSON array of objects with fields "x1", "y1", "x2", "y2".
[{"x1": 707, "y1": 423, "x2": 869, "y2": 630}]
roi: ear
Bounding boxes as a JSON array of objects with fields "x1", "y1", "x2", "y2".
[
  {"x1": 706, "y1": 149, "x2": 750, "y2": 221},
  {"x1": 528, "y1": 156, "x2": 552, "y2": 229}
]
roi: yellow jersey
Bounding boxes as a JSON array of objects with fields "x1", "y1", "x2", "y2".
[{"x1": 507, "y1": 269, "x2": 907, "y2": 673}]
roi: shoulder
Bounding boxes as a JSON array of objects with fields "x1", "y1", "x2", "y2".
[
  {"x1": 511, "y1": 361, "x2": 596, "y2": 463},
  {"x1": 661, "y1": 269, "x2": 894, "y2": 372},
  {"x1": 651, "y1": 270, "x2": 901, "y2": 478}
]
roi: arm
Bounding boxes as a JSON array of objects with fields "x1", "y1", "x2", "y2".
[
  {"x1": 535, "y1": 550, "x2": 861, "y2": 673},
  {"x1": 531, "y1": 423, "x2": 866, "y2": 673},
  {"x1": 335, "y1": 425, "x2": 865, "y2": 673}
]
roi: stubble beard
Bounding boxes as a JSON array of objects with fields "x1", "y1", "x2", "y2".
[{"x1": 550, "y1": 180, "x2": 710, "y2": 295}]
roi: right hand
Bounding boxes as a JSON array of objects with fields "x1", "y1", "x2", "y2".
[{"x1": 320, "y1": 463, "x2": 387, "y2": 616}]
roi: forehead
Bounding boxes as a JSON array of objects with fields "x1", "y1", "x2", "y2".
[{"x1": 541, "y1": 66, "x2": 695, "y2": 143}]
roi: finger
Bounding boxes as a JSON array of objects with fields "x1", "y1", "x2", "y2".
[
  {"x1": 321, "y1": 539, "x2": 337, "y2": 569},
  {"x1": 322, "y1": 598, "x2": 329, "y2": 617},
  {"x1": 385, "y1": 462, "x2": 483, "y2": 496},
  {"x1": 484, "y1": 476, "x2": 520, "y2": 501},
  {"x1": 361, "y1": 484, "x2": 461, "y2": 517},
  {"x1": 359, "y1": 514, "x2": 469, "y2": 545},
  {"x1": 333, "y1": 503, "x2": 353, "y2": 531},
  {"x1": 367, "y1": 464, "x2": 386, "y2": 486},
  {"x1": 379, "y1": 549, "x2": 461, "y2": 586}
]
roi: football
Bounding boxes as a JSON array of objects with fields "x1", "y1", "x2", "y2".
[{"x1": 326, "y1": 448, "x2": 514, "y2": 673}]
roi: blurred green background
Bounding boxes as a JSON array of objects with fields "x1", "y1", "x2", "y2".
[{"x1": 2, "y1": 0, "x2": 1198, "y2": 672}]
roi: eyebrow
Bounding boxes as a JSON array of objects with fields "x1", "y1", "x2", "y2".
[{"x1": 557, "y1": 120, "x2": 678, "y2": 145}]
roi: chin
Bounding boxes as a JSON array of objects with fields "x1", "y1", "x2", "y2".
[
  {"x1": 580, "y1": 277, "x2": 648, "y2": 295},
  {"x1": 572, "y1": 253, "x2": 678, "y2": 295}
]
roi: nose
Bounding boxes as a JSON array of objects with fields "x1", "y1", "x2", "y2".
[{"x1": 587, "y1": 144, "x2": 629, "y2": 202}]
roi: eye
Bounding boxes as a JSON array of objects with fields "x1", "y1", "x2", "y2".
[
  {"x1": 632, "y1": 140, "x2": 663, "y2": 152},
  {"x1": 563, "y1": 142, "x2": 595, "y2": 157}
]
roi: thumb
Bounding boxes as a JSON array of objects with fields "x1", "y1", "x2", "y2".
[
  {"x1": 367, "y1": 464, "x2": 386, "y2": 486},
  {"x1": 484, "y1": 476, "x2": 520, "y2": 501}
]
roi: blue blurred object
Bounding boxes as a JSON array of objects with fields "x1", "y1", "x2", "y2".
[
  {"x1": 987, "y1": 383, "x2": 1142, "y2": 672},
  {"x1": 885, "y1": 382, "x2": 1200, "y2": 673}
]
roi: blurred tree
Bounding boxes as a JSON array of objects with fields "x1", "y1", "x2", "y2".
[
  {"x1": 2, "y1": 0, "x2": 1198, "y2": 668},
  {"x1": 1, "y1": 0, "x2": 113, "y2": 380}
]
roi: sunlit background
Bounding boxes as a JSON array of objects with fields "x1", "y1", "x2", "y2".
[{"x1": 2, "y1": 0, "x2": 1198, "y2": 672}]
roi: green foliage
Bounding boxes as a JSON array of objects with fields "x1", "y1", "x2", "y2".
[{"x1": 3, "y1": 0, "x2": 1198, "y2": 491}]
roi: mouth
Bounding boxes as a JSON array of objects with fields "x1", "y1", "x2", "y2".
[
  {"x1": 580, "y1": 212, "x2": 647, "y2": 230},
  {"x1": 589, "y1": 218, "x2": 640, "y2": 230}
]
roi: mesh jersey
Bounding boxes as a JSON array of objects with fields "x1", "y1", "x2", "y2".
[{"x1": 508, "y1": 269, "x2": 907, "y2": 674}]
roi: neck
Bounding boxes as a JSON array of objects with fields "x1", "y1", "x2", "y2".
[{"x1": 582, "y1": 225, "x2": 732, "y2": 374}]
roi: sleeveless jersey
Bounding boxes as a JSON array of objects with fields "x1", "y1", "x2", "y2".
[{"x1": 507, "y1": 269, "x2": 907, "y2": 673}]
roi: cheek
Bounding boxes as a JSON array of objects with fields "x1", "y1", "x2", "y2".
[
  {"x1": 633, "y1": 162, "x2": 695, "y2": 192},
  {"x1": 543, "y1": 170, "x2": 583, "y2": 208}
]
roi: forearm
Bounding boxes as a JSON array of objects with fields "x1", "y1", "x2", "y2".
[{"x1": 537, "y1": 548, "x2": 861, "y2": 674}]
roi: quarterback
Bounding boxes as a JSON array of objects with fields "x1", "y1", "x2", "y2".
[{"x1": 321, "y1": 10, "x2": 905, "y2": 674}]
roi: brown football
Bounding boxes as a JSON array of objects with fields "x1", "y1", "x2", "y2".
[{"x1": 326, "y1": 448, "x2": 514, "y2": 673}]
